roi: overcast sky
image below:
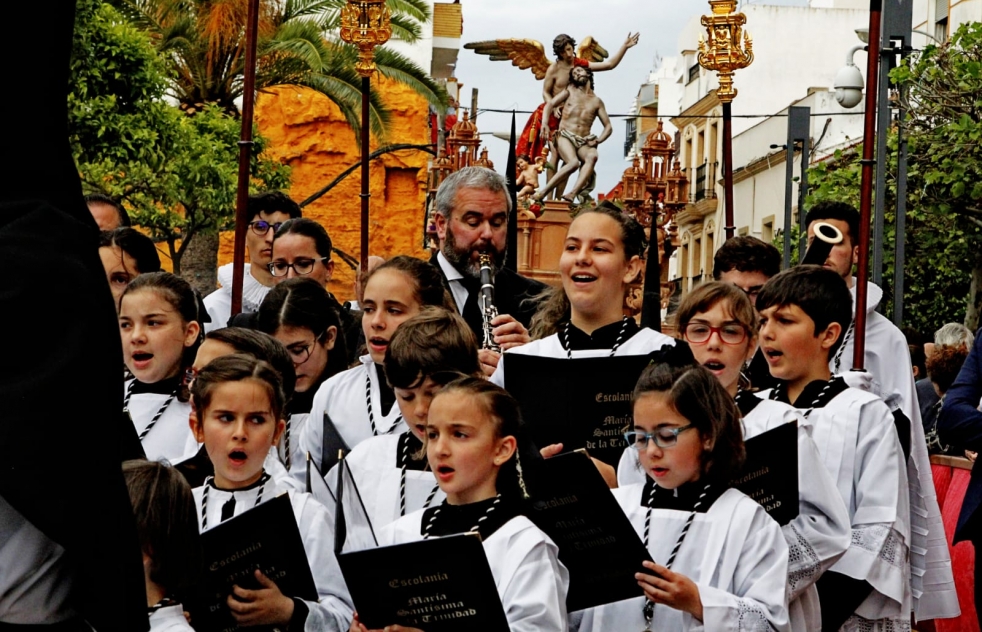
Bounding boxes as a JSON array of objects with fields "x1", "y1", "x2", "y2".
[{"x1": 454, "y1": 0, "x2": 808, "y2": 195}]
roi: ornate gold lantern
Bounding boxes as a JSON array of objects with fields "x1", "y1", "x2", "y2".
[
  {"x1": 697, "y1": 0, "x2": 753, "y2": 103},
  {"x1": 339, "y1": 0, "x2": 393, "y2": 77}
]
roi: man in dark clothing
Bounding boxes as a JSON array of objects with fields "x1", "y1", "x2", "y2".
[{"x1": 430, "y1": 167, "x2": 546, "y2": 375}]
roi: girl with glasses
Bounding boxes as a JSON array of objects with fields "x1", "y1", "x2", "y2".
[
  {"x1": 619, "y1": 282, "x2": 850, "y2": 631},
  {"x1": 257, "y1": 278, "x2": 348, "y2": 471},
  {"x1": 578, "y1": 362, "x2": 790, "y2": 632}
]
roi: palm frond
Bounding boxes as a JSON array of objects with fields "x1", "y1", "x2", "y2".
[
  {"x1": 386, "y1": 0, "x2": 430, "y2": 23},
  {"x1": 374, "y1": 46, "x2": 448, "y2": 109},
  {"x1": 389, "y1": 14, "x2": 422, "y2": 44}
]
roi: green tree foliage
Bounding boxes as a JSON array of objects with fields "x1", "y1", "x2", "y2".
[
  {"x1": 112, "y1": 0, "x2": 448, "y2": 142},
  {"x1": 69, "y1": 0, "x2": 289, "y2": 276},
  {"x1": 892, "y1": 22, "x2": 982, "y2": 330}
]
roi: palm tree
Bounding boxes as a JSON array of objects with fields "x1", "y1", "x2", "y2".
[{"x1": 114, "y1": 0, "x2": 448, "y2": 141}]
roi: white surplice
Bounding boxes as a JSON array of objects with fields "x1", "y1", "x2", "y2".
[
  {"x1": 576, "y1": 485, "x2": 790, "y2": 632},
  {"x1": 202, "y1": 262, "x2": 271, "y2": 334},
  {"x1": 124, "y1": 380, "x2": 197, "y2": 464},
  {"x1": 291, "y1": 356, "x2": 407, "y2": 484},
  {"x1": 383, "y1": 512, "x2": 570, "y2": 632},
  {"x1": 192, "y1": 477, "x2": 354, "y2": 632},
  {"x1": 148, "y1": 604, "x2": 194, "y2": 631},
  {"x1": 770, "y1": 385, "x2": 912, "y2": 630},
  {"x1": 835, "y1": 280, "x2": 957, "y2": 620},
  {"x1": 325, "y1": 433, "x2": 445, "y2": 532}
]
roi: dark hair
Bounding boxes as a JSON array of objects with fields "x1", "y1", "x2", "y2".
[
  {"x1": 529, "y1": 202, "x2": 645, "y2": 339},
  {"x1": 385, "y1": 307, "x2": 480, "y2": 389},
  {"x1": 676, "y1": 281, "x2": 758, "y2": 337},
  {"x1": 633, "y1": 363, "x2": 746, "y2": 483},
  {"x1": 927, "y1": 344, "x2": 970, "y2": 394},
  {"x1": 122, "y1": 460, "x2": 199, "y2": 600},
  {"x1": 568, "y1": 65, "x2": 595, "y2": 90},
  {"x1": 122, "y1": 272, "x2": 203, "y2": 388},
  {"x1": 712, "y1": 235, "x2": 780, "y2": 280},
  {"x1": 362, "y1": 255, "x2": 453, "y2": 310},
  {"x1": 755, "y1": 266, "x2": 853, "y2": 359},
  {"x1": 205, "y1": 327, "x2": 297, "y2": 400},
  {"x1": 804, "y1": 201, "x2": 860, "y2": 246},
  {"x1": 191, "y1": 354, "x2": 287, "y2": 422},
  {"x1": 256, "y1": 278, "x2": 348, "y2": 382},
  {"x1": 273, "y1": 218, "x2": 333, "y2": 260},
  {"x1": 85, "y1": 193, "x2": 131, "y2": 227},
  {"x1": 909, "y1": 344, "x2": 927, "y2": 380},
  {"x1": 553, "y1": 33, "x2": 576, "y2": 58},
  {"x1": 248, "y1": 191, "x2": 302, "y2": 222},
  {"x1": 435, "y1": 376, "x2": 538, "y2": 500},
  {"x1": 99, "y1": 228, "x2": 161, "y2": 275}
]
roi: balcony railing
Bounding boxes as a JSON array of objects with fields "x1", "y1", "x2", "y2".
[{"x1": 690, "y1": 161, "x2": 718, "y2": 203}]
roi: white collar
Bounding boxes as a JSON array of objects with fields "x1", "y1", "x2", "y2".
[
  {"x1": 436, "y1": 251, "x2": 463, "y2": 282},
  {"x1": 216, "y1": 262, "x2": 272, "y2": 312}
]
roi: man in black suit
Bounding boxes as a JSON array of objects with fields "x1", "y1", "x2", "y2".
[{"x1": 430, "y1": 167, "x2": 546, "y2": 374}]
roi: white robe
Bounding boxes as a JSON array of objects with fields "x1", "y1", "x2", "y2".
[
  {"x1": 192, "y1": 477, "x2": 354, "y2": 632},
  {"x1": 124, "y1": 381, "x2": 198, "y2": 464},
  {"x1": 291, "y1": 356, "x2": 407, "y2": 485},
  {"x1": 202, "y1": 262, "x2": 271, "y2": 333},
  {"x1": 489, "y1": 327, "x2": 677, "y2": 387},
  {"x1": 278, "y1": 411, "x2": 310, "y2": 472},
  {"x1": 577, "y1": 486, "x2": 790, "y2": 632},
  {"x1": 766, "y1": 386, "x2": 912, "y2": 629},
  {"x1": 325, "y1": 433, "x2": 446, "y2": 532},
  {"x1": 615, "y1": 399, "x2": 845, "y2": 632},
  {"x1": 383, "y1": 511, "x2": 570, "y2": 632},
  {"x1": 149, "y1": 604, "x2": 194, "y2": 631},
  {"x1": 835, "y1": 280, "x2": 957, "y2": 620}
]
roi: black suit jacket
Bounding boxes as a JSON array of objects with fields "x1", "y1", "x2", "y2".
[
  {"x1": 428, "y1": 252, "x2": 547, "y2": 340},
  {"x1": 937, "y1": 328, "x2": 982, "y2": 543}
]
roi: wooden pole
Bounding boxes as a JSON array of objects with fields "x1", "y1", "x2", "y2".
[
  {"x1": 852, "y1": 0, "x2": 883, "y2": 371},
  {"x1": 360, "y1": 75, "x2": 370, "y2": 273},
  {"x1": 722, "y1": 102, "x2": 735, "y2": 240},
  {"x1": 230, "y1": 0, "x2": 261, "y2": 316}
]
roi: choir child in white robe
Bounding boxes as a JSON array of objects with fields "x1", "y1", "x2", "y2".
[
  {"x1": 258, "y1": 277, "x2": 350, "y2": 471},
  {"x1": 580, "y1": 363, "x2": 789, "y2": 632},
  {"x1": 667, "y1": 282, "x2": 850, "y2": 631},
  {"x1": 122, "y1": 460, "x2": 199, "y2": 632},
  {"x1": 293, "y1": 256, "x2": 454, "y2": 481},
  {"x1": 326, "y1": 307, "x2": 482, "y2": 530},
  {"x1": 119, "y1": 272, "x2": 203, "y2": 464},
  {"x1": 491, "y1": 203, "x2": 675, "y2": 389},
  {"x1": 180, "y1": 327, "x2": 301, "y2": 488},
  {"x1": 352, "y1": 377, "x2": 569, "y2": 632},
  {"x1": 804, "y1": 201, "x2": 957, "y2": 622},
  {"x1": 189, "y1": 354, "x2": 353, "y2": 631},
  {"x1": 756, "y1": 266, "x2": 911, "y2": 631}
]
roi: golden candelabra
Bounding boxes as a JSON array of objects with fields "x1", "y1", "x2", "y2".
[
  {"x1": 339, "y1": 0, "x2": 393, "y2": 77},
  {"x1": 697, "y1": 0, "x2": 754, "y2": 103}
]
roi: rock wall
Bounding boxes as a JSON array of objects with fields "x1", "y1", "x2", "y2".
[{"x1": 216, "y1": 79, "x2": 433, "y2": 302}]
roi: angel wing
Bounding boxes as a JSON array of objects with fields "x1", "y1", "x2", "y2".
[
  {"x1": 463, "y1": 39, "x2": 551, "y2": 80},
  {"x1": 577, "y1": 36, "x2": 610, "y2": 64}
]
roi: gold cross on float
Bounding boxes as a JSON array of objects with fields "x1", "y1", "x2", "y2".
[{"x1": 697, "y1": 0, "x2": 754, "y2": 103}]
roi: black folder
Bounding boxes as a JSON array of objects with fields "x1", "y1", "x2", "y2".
[
  {"x1": 320, "y1": 412, "x2": 351, "y2": 472},
  {"x1": 189, "y1": 493, "x2": 317, "y2": 632},
  {"x1": 338, "y1": 533, "x2": 510, "y2": 632},
  {"x1": 528, "y1": 450, "x2": 652, "y2": 611},
  {"x1": 504, "y1": 353, "x2": 653, "y2": 466},
  {"x1": 735, "y1": 422, "x2": 799, "y2": 525}
]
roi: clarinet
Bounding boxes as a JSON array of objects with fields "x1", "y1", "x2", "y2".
[{"x1": 478, "y1": 253, "x2": 501, "y2": 352}]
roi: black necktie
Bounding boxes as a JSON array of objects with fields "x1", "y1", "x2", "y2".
[
  {"x1": 220, "y1": 495, "x2": 236, "y2": 522},
  {"x1": 459, "y1": 276, "x2": 484, "y2": 339}
]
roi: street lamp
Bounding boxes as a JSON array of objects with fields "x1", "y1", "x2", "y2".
[
  {"x1": 339, "y1": 0, "x2": 392, "y2": 273},
  {"x1": 698, "y1": 0, "x2": 754, "y2": 241}
]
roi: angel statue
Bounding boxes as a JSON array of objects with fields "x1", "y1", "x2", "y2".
[{"x1": 465, "y1": 32, "x2": 640, "y2": 200}]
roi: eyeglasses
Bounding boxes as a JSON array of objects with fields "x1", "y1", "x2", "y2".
[
  {"x1": 683, "y1": 322, "x2": 747, "y2": 345},
  {"x1": 625, "y1": 425, "x2": 695, "y2": 450},
  {"x1": 249, "y1": 220, "x2": 285, "y2": 236},
  {"x1": 739, "y1": 286, "x2": 763, "y2": 302},
  {"x1": 285, "y1": 339, "x2": 318, "y2": 365},
  {"x1": 268, "y1": 258, "x2": 328, "y2": 277}
]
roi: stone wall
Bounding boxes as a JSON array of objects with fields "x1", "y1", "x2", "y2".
[{"x1": 216, "y1": 78, "x2": 433, "y2": 303}]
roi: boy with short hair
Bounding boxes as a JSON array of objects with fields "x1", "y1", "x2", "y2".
[
  {"x1": 757, "y1": 266, "x2": 911, "y2": 631},
  {"x1": 805, "y1": 201, "x2": 957, "y2": 622}
]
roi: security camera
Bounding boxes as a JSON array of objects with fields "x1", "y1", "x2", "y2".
[{"x1": 834, "y1": 64, "x2": 864, "y2": 108}]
